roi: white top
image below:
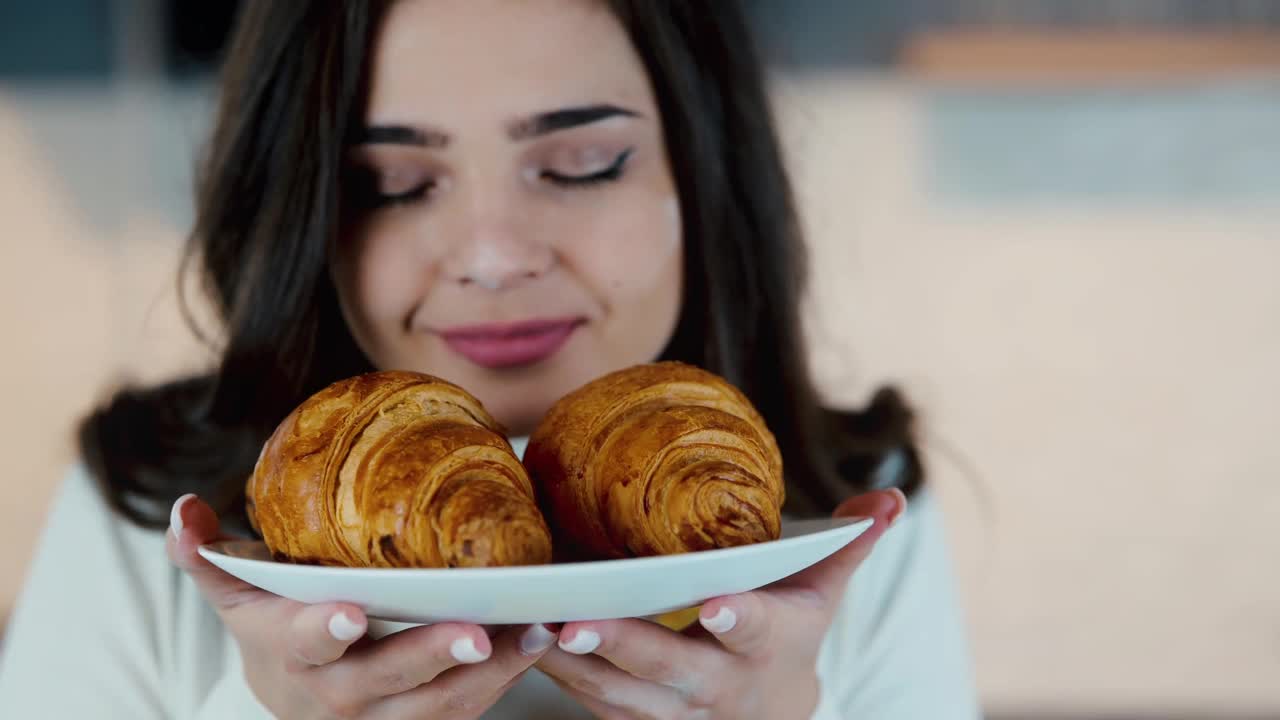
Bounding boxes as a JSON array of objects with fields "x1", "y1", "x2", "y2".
[{"x1": 0, "y1": 458, "x2": 978, "y2": 719}]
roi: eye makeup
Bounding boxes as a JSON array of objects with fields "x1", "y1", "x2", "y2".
[
  {"x1": 541, "y1": 147, "x2": 634, "y2": 188},
  {"x1": 346, "y1": 158, "x2": 439, "y2": 209}
]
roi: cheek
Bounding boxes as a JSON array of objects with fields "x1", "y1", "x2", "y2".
[
  {"x1": 570, "y1": 195, "x2": 683, "y2": 301},
  {"x1": 335, "y1": 231, "x2": 424, "y2": 335}
]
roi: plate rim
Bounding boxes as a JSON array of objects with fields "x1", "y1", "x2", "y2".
[{"x1": 197, "y1": 516, "x2": 873, "y2": 579}]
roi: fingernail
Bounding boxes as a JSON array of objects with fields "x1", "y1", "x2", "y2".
[
  {"x1": 451, "y1": 636, "x2": 489, "y2": 664},
  {"x1": 558, "y1": 629, "x2": 601, "y2": 655},
  {"x1": 169, "y1": 493, "x2": 196, "y2": 542},
  {"x1": 888, "y1": 488, "x2": 908, "y2": 528},
  {"x1": 519, "y1": 624, "x2": 557, "y2": 656},
  {"x1": 327, "y1": 611, "x2": 365, "y2": 642},
  {"x1": 700, "y1": 606, "x2": 737, "y2": 634}
]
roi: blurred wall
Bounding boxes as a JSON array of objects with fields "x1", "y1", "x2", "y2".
[
  {"x1": 776, "y1": 74, "x2": 1280, "y2": 717},
  {"x1": 0, "y1": 87, "x2": 210, "y2": 620},
  {"x1": 2, "y1": 71, "x2": 1278, "y2": 717}
]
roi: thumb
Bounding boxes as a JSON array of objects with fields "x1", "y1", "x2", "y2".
[
  {"x1": 165, "y1": 493, "x2": 268, "y2": 617},
  {"x1": 773, "y1": 488, "x2": 907, "y2": 606}
]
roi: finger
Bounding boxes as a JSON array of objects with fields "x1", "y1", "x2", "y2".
[
  {"x1": 165, "y1": 494, "x2": 270, "y2": 616},
  {"x1": 774, "y1": 488, "x2": 907, "y2": 604},
  {"x1": 370, "y1": 624, "x2": 556, "y2": 718},
  {"x1": 555, "y1": 619, "x2": 724, "y2": 706},
  {"x1": 696, "y1": 591, "x2": 777, "y2": 657},
  {"x1": 546, "y1": 675, "x2": 632, "y2": 720},
  {"x1": 287, "y1": 602, "x2": 369, "y2": 667},
  {"x1": 537, "y1": 646, "x2": 687, "y2": 717},
  {"x1": 318, "y1": 622, "x2": 491, "y2": 706}
]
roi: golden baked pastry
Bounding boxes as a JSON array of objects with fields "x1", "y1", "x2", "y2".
[
  {"x1": 247, "y1": 370, "x2": 552, "y2": 568},
  {"x1": 525, "y1": 362, "x2": 784, "y2": 560}
]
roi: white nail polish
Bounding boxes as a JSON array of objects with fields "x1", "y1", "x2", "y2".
[
  {"x1": 558, "y1": 629, "x2": 601, "y2": 655},
  {"x1": 327, "y1": 612, "x2": 364, "y2": 641},
  {"x1": 700, "y1": 607, "x2": 737, "y2": 634},
  {"x1": 519, "y1": 624, "x2": 557, "y2": 655},
  {"x1": 889, "y1": 488, "x2": 908, "y2": 528},
  {"x1": 169, "y1": 493, "x2": 196, "y2": 541},
  {"x1": 451, "y1": 636, "x2": 489, "y2": 664}
]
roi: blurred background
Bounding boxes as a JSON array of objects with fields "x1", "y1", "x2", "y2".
[{"x1": 2, "y1": 2, "x2": 1278, "y2": 718}]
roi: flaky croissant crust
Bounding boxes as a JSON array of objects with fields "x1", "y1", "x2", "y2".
[
  {"x1": 247, "y1": 371, "x2": 552, "y2": 568},
  {"x1": 525, "y1": 362, "x2": 785, "y2": 560}
]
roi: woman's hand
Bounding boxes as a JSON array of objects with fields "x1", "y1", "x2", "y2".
[
  {"x1": 535, "y1": 488, "x2": 907, "y2": 720},
  {"x1": 166, "y1": 494, "x2": 559, "y2": 719}
]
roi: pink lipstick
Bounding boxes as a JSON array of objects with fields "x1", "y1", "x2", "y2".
[{"x1": 439, "y1": 317, "x2": 582, "y2": 369}]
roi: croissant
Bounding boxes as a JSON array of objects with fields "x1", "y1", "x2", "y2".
[
  {"x1": 525, "y1": 361, "x2": 785, "y2": 560},
  {"x1": 247, "y1": 370, "x2": 552, "y2": 568}
]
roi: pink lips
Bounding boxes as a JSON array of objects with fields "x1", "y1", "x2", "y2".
[{"x1": 439, "y1": 317, "x2": 583, "y2": 369}]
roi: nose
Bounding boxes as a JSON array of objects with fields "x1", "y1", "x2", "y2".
[{"x1": 439, "y1": 213, "x2": 555, "y2": 291}]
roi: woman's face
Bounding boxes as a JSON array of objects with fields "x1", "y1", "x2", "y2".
[{"x1": 334, "y1": 0, "x2": 684, "y2": 435}]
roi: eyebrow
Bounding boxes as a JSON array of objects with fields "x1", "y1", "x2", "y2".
[
  {"x1": 508, "y1": 104, "x2": 641, "y2": 140},
  {"x1": 351, "y1": 125, "x2": 449, "y2": 148},
  {"x1": 351, "y1": 104, "x2": 641, "y2": 149}
]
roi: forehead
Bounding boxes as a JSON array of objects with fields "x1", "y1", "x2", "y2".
[{"x1": 366, "y1": 0, "x2": 654, "y2": 125}]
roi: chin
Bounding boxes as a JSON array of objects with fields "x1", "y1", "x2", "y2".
[
  {"x1": 446, "y1": 368, "x2": 554, "y2": 434},
  {"x1": 474, "y1": 370, "x2": 594, "y2": 438},
  {"x1": 482, "y1": 397, "x2": 549, "y2": 439}
]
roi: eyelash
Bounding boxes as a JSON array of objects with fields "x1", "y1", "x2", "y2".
[
  {"x1": 347, "y1": 166, "x2": 434, "y2": 210},
  {"x1": 542, "y1": 148, "x2": 634, "y2": 188},
  {"x1": 357, "y1": 148, "x2": 634, "y2": 210},
  {"x1": 372, "y1": 181, "x2": 435, "y2": 208}
]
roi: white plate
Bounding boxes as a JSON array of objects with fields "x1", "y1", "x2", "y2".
[{"x1": 198, "y1": 517, "x2": 872, "y2": 625}]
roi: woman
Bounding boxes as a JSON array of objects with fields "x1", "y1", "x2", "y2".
[{"x1": 0, "y1": 2, "x2": 977, "y2": 718}]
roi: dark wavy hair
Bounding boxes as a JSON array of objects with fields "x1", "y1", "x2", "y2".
[{"x1": 79, "y1": 1, "x2": 923, "y2": 530}]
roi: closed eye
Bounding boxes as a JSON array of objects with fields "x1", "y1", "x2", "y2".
[
  {"x1": 542, "y1": 148, "x2": 633, "y2": 188},
  {"x1": 347, "y1": 164, "x2": 437, "y2": 209},
  {"x1": 371, "y1": 181, "x2": 435, "y2": 207}
]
